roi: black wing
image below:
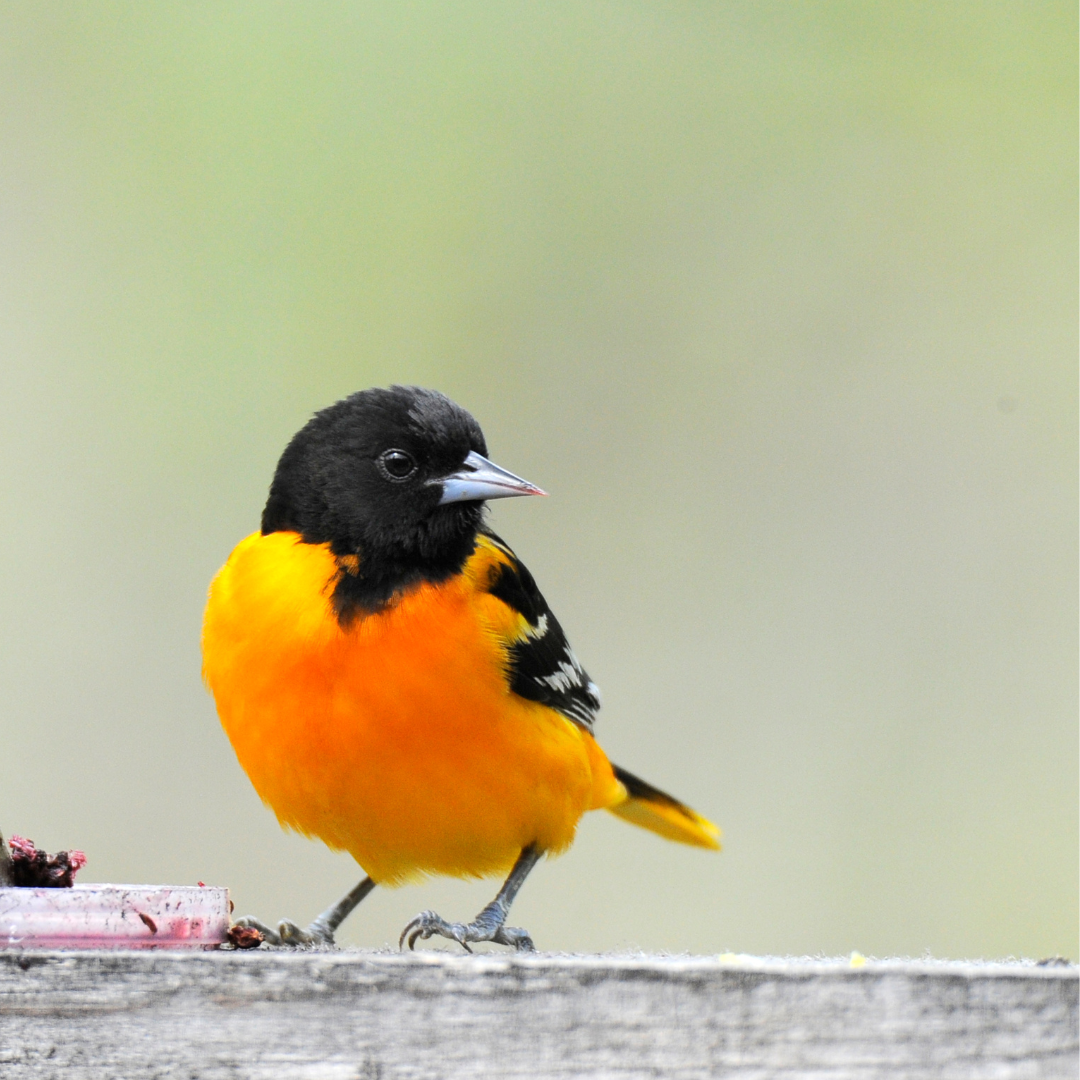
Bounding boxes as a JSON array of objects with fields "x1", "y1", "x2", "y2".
[{"x1": 481, "y1": 532, "x2": 601, "y2": 731}]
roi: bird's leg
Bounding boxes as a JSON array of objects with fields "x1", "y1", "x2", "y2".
[
  {"x1": 400, "y1": 845, "x2": 542, "y2": 953},
  {"x1": 234, "y1": 875, "x2": 376, "y2": 947}
]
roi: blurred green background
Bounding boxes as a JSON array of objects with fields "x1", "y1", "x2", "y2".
[{"x1": 0, "y1": 2, "x2": 1075, "y2": 959}]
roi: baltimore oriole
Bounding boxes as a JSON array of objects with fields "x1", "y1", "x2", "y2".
[{"x1": 202, "y1": 386, "x2": 719, "y2": 951}]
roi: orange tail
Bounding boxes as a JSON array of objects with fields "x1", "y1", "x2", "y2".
[{"x1": 607, "y1": 765, "x2": 721, "y2": 850}]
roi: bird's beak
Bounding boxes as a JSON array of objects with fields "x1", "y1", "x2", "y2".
[{"x1": 436, "y1": 450, "x2": 547, "y2": 505}]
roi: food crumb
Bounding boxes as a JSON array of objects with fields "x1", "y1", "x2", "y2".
[
  {"x1": 227, "y1": 924, "x2": 265, "y2": 950},
  {"x1": 8, "y1": 835, "x2": 86, "y2": 888}
]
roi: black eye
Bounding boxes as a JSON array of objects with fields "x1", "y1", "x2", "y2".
[{"x1": 377, "y1": 449, "x2": 417, "y2": 481}]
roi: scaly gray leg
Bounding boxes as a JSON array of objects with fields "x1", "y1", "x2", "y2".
[
  {"x1": 399, "y1": 845, "x2": 542, "y2": 953},
  {"x1": 235, "y1": 875, "x2": 376, "y2": 947}
]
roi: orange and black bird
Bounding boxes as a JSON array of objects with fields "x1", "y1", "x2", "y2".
[{"x1": 202, "y1": 386, "x2": 719, "y2": 951}]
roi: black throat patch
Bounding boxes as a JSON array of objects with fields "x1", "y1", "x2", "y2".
[{"x1": 326, "y1": 526, "x2": 480, "y2": 626}]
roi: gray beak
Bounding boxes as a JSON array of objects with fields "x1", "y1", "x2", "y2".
[{"x1": 436, "y1": 450, "x2": 547, "y2": 505}]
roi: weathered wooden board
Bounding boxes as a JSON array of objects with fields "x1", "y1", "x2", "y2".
[{"x1": 0, "y1": 950, "x2": 1076, "y2": 1078}]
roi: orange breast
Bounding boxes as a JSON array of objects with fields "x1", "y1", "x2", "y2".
[{"x1": 201, "y1": 531, "x2": 620, "y2": 885}]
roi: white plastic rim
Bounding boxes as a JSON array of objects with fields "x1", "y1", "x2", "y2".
[{"x1": 0, "y1": 885, "x2": 230, "y2": 950}]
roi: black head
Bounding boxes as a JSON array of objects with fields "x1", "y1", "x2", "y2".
[{"x1": 261, "y1": 386, "x2": 540, "y2": 620}]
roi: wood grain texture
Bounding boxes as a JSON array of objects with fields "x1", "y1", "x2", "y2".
[{"x1": 0, "y1": 950, "x2": 1076, "y2": 1079}]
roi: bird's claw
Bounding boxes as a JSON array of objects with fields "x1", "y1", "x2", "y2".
[
  {"x1": 232, "y1": 915, "x2": 335, "y2": 948},
  {"x1": 398, "y1": 910, "x2": 466, "y2": 951},
  {"x1": 491, "y1": 924, "x2": 535, "y2": 950},
  {"x1": 399, "y1": 909, "x2": 535, "y2": 953},
  {"x1": 279, "y1": 918, "x2": 335, "y2": 946}
]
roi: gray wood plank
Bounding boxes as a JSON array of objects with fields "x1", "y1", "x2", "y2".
[{"x1": 0, "y1": 951, "x2": 1076, "y2": 1079}]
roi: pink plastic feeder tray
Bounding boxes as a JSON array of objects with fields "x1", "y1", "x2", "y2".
[{"x1": 0, "y1": 885, "x2": 230, "y2": 949}]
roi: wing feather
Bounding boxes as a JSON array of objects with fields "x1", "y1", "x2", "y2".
[{"x1": 479, "y1": 532, "x2": 600, "y2": 731}]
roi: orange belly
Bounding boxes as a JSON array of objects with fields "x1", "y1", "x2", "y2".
[{"x1": 201, "y1": 531, "x2": 620, "y2": 885}]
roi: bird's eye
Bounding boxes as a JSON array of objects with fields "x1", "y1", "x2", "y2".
[{"x1": 377, "y1": 449, "x2": 417, "y2": 481}]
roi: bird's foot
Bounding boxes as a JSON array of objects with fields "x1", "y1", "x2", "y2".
[
  {"x1": 231, "y1": 915, "x2": 336, "y2": 948},
  {"x1": 229, "y1": 876, "x2": 375, "y2": 949},
  {"x1": 399, "y1": 904, "x2": 535, "y2": 953}
]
